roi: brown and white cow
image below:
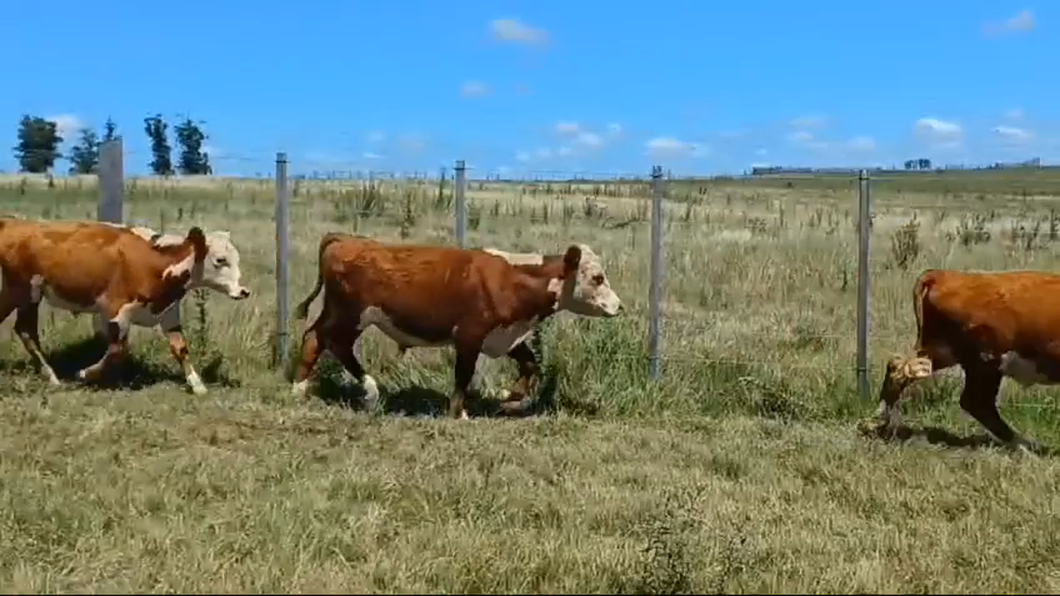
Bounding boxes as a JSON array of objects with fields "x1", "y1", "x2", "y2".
[
  {"x1": 290, "y1": 233, "x2": 623, "y2": 419},
  {"x1": 875, "y1": 268, "x2": 1060, "y2": 452},
  {"x1": 0, "y1": 216, "x2": 250, "y2": 394}
]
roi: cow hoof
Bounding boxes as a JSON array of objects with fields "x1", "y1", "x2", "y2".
[
  {"x1": 190, "y1": 384, "x2": 209, "y2": 397},
  {"x1": 291, "y1": 380, "x2": 310, "y2": 398}
]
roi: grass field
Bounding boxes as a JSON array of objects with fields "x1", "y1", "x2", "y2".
[{"x1": 3, "y1": 168, "x2": 1060, "y2": 592}]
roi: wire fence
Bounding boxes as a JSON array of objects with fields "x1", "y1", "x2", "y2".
[{"x1": 57, "y1": 138, "x2": 1060, "y2": 412}]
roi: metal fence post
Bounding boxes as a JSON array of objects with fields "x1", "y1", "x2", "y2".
[
  {"x1": 648, "y1": 165, "x2": 665, "y2": 381},
  {"x1": 454, "y1": 159, "x2": 467, "y2": 248},
  {"x1": 274, "y1": 152, "x2": 290, "y2": 371},
  {"x1": 97, "y1": 138, "x2": 124, "y2": 224},
  {"x1": 856, "y1": 169, "x2": 871, "y2": 401}
]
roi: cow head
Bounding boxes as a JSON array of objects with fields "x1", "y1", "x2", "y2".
[
  {"x1": 556, "y1": 243, "x2": 622, "y2": 317},
  {"x1": 134, "y1": 225, "x2": 251, "y2": 301},
  {"x1": 191, "y1": 229, "x2": 251, "y2": 300}
]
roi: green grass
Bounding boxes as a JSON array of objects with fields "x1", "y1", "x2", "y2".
[{"x1": 3, "y1": 170, "x2": 1060, "y2": 592}]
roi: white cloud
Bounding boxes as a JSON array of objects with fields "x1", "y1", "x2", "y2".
[
  {"x1": 846, "y1": 136, "x2": 876, "y2": 151},
  {"x1": 365, "y1": 131, "x2": 386, "y2": 143},
  {"x1": 460, "y1": 80, "x2": 492, "y2": 98},
  {"x1": 984, "y1": 9, "x2": 1035, "y2": 36},
  {"x1": 555, "y1": 121, "x2": 581, "y2": 135},
  {"x1": 993, "y1": 125, "x2": 1034, "y2": 144},
  {"x1": 47, "y1": 114, "x2": 84, "y2": 140},
  {"x1": 754, "y1": 148, "x2": 768, "y2": 157},
  {"x1": 363, "y1": 151, "x2": 384, "y2": 160},
  {"x1": 1005, "y1": 108, "x2": 1025, "y2": 120},
  {"x1": 574, "y1": 131, "x2": 603, "y2": 149},
  {"x1": 787, "y1": 130, "x2": 814, "y2": 143},
  {"x1": 489, "y1": 18, "x2": 550, "y2": 46},
  {"x1": 915, "y1": 117, "x2": 963, "y2": 149},
  {"x1": 789, "y1": 115, "x2": 827, "y2": 129},
  {"x1": 645, "y1": 136, "x2": 707, "y2": 158}
]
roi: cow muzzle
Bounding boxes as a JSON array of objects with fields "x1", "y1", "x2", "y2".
[{"x1": 230, "y1": 287, "x2": 251, "y2": 300}]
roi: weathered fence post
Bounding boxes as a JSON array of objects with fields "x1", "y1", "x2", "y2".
[
  {"x1": 97, "y1": 138, "x2": 124, "y2": 223},
  {"x1": 856, "y1": 169, "x2": 872, "y2": 401},
  {"x1": 454, "y1": 159, "x2": 467, "y2": 248},
  {"x1": 648, "y1": 165, "x2": 665, "y2": 381},
  {"x1": 274, "y1": 152, "x2": 290, "y2": 370}
]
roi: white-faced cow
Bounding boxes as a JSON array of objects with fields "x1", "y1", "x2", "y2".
[
  {"x1": 875, "y1": 268, "x2": 1060, "y2": 453},
  {"x1": 290, "y1": 233, "x2": 623, "y2": 419},
  {"x1": 0, "y1": 217, "x2": 249, "y2": 394}
]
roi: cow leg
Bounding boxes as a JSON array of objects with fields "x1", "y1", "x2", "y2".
[
  {"x1": 500, "y1": 341, "x2": 540, "y2": 403},
  {"x1": 156, "y1": 306, "x2": 207, "y2": 396},
  {"x1": 959, "y1": 364, "x2": 1031, "y2": 452},
  {"x1": 13, "y1": 302, "x2": 60, "y2": 386},
  {"x1": 77, "y1": 303, "x2": 135, "y2": 384},
  {"x1": 0, "y1": 286, "x2": 59, "y2": 386},
  {"x1": 292, "y1": 322, "x2": 326, "y2": 398},
  {"x1": 325, "y1": 332, "x2": 379, "y2": 409},
  {"x1": 449, "y1": 342, "x2": 481, "y2": 420}
]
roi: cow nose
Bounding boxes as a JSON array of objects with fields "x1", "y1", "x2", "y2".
[{"x1": 239, "y1": 288, "x2": 251, "y2": 299}]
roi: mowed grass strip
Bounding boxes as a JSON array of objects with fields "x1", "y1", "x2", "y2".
[{"x1": 2, "y1": 388, "x2": 1060, "y2": 593}]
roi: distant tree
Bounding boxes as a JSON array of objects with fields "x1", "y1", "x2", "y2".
[
  {"x1": 904, "y1": 159, "x2": 916, "y2": 170},
  {"x1": 917, "y1": 158, "x2": 932, "y2": 170},
  {"x1": 173, "y1": 116, "x2": 212, "y2": 175},
  {"x1": 67, "y1": 127, "x2": 100, "y2": 174},
  {"x1": 143, "y1": 114, "x2": 174, "y2": 176},
  {"x1": 13, "y1": 115, "x2": 63, "y2": 174},
  {"x1": 102, "y1": 117, "x2": 118, "y2": 143}
]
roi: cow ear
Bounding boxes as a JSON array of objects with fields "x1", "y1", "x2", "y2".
[
  {"x1": 562, "y1": 244, "x2": 582, "y2": 275},
  {"x1": 187, "y1": 227, "x2": 207, "y2": 262}
]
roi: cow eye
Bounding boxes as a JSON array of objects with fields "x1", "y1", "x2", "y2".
[{"x1": 592, "y1": 274, "x2": 605, "y2": 285}]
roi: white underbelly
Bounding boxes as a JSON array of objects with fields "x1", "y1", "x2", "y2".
[
  {"x1": 358, "y1": 306, "x2": 537, "y2": 358},
  {"x1": 33, "y1": 277, "x2": 164, "y2": 328},
  {"x1": 999, "y1": 351, "x2": 1060, "y2": 387}
]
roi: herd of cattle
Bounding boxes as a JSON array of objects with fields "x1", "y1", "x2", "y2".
[{"x1": 0, "y1": 215, "x2": 1058, "y2": 452}]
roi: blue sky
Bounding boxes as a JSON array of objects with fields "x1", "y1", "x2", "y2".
[{"x1": 0, "y1": 1, "x2": 1054, "y2": 177}]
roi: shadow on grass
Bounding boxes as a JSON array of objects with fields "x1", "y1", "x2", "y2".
[
  {"x1": 858, "y1": 419, "x2": 1054, "y2": 457},
  {"x1": 0, "y1": 335, "x2": 241, "y2": 392},
  {"x1": 314, "y1": 371, "x2": 566, "y2": 419}
]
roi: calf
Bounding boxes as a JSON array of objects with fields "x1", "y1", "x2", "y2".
[
  {"x1": 0, "y1": 217, "x2": 250, "y2": 394},
  {"x1": 876, "y1": 268, "x2": 1060, "y2": 452},
  {"x1": 349, "y1": 246, "x2": 620, "y2": 400},
  {"x1": 291, "y1": 233, "x2": 623, "y2": 418}
]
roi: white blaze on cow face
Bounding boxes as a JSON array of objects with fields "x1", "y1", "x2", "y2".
[
  {"x1": 144, "y1": 227, "x2": 250, "y2": 301},
  {"x1": 193, "y1": 231, "x2": 250, "y2": 300},
  {"x1": 556, "y1": 244, "x2": 622, "y2": 318}
]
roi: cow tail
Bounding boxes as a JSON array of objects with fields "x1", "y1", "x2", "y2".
[
  {"x1": 293, "y1": 232, "x2": 346, "y2": 321},
  {"x1": 912, "y1": 270, "x2": 938, "y2": 342}
]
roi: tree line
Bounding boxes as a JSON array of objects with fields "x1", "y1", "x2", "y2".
[{"x1": 11, "y1": 114, "x2": 213, "y2": 176}]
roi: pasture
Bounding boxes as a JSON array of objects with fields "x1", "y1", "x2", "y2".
[{"x1": 3, "y1": 168, "x2": 1060, "y2": 592}]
